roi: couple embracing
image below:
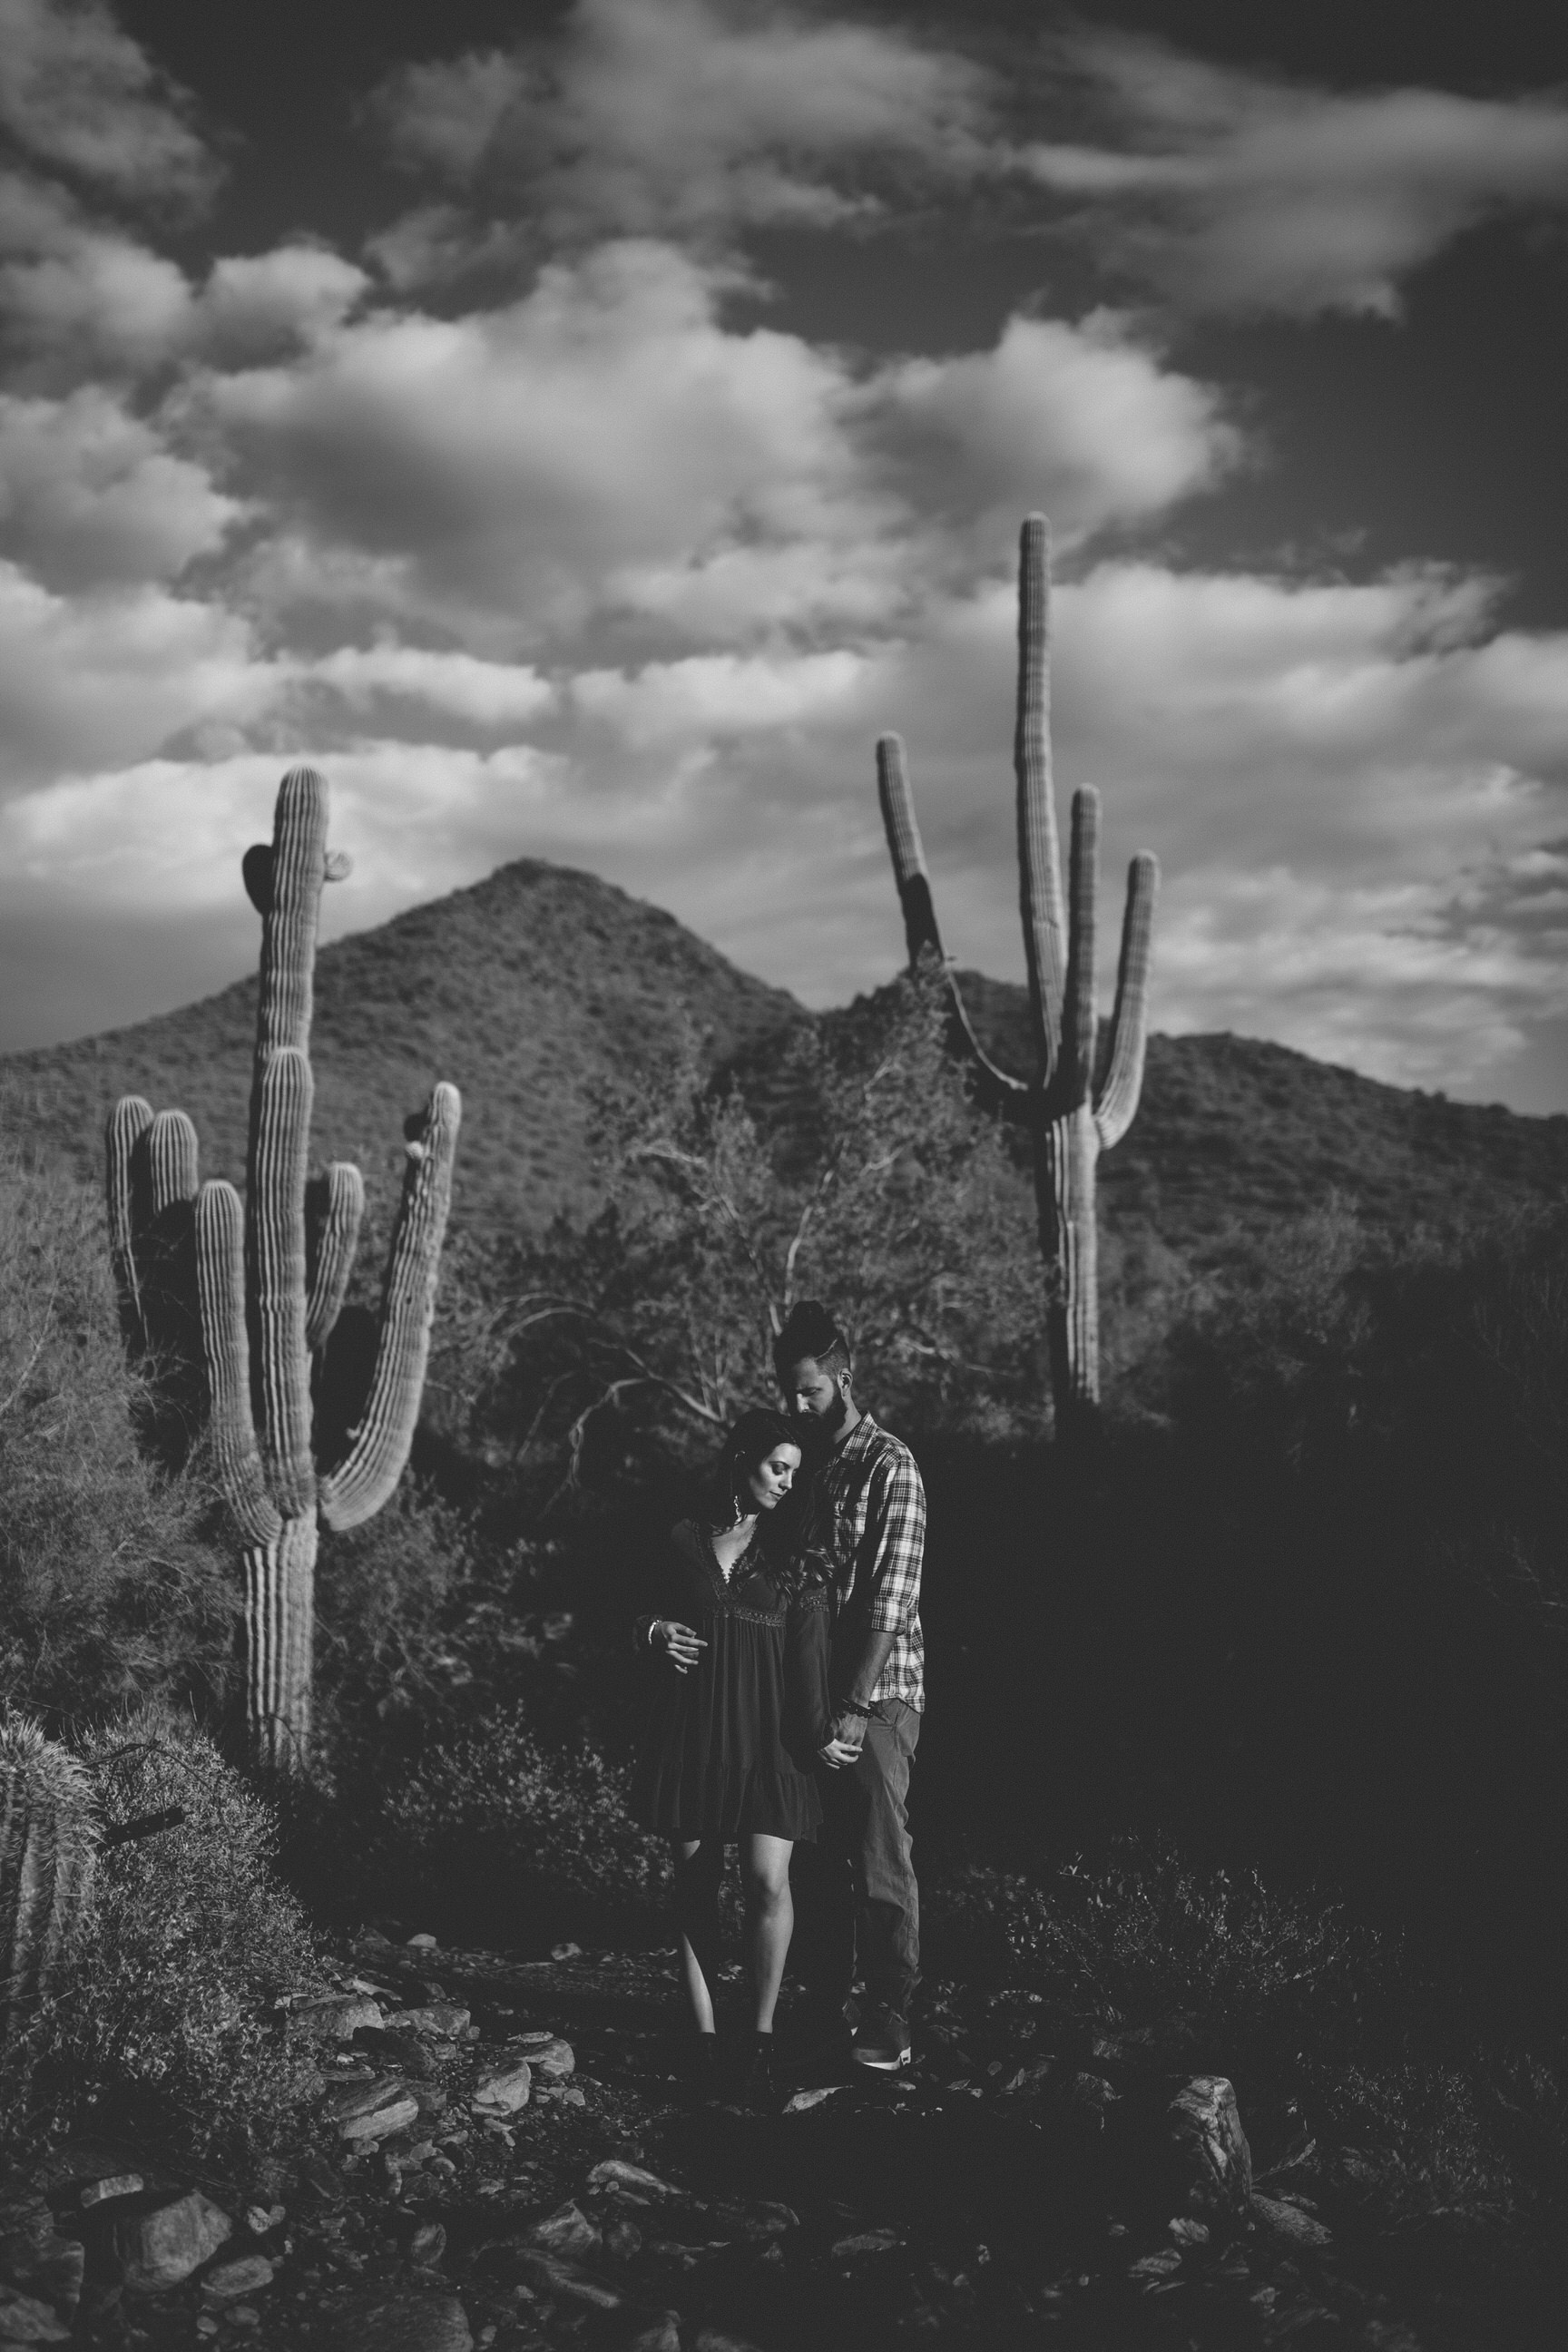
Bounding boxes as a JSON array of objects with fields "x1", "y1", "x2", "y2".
[{"x1": 630, "y1": 1302, "x2": 926, "y2": 2102}]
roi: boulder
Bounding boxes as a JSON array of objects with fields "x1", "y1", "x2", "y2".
[
  {"x1": 1166, "y1": 2077, "x2": 1252, "y2": 2231},
  {"x1": 587, "y1": 2159, "x2": 682, "y2": 2200},
  {"x1": 117, "y1": 2190, "x2": 233, "y2": 2293},
  {"x1": 78, "y1": 2175, "x2": 142, "y2": 2211}
]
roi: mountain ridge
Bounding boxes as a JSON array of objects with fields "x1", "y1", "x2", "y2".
[{"x1": 4, "y1": 856, "x2": 1563, "y2": 1260}]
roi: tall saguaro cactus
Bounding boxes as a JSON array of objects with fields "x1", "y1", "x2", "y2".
[
  {"x1": 877, "y1": 514, "x2": 1158, "y2": 1428},
  {"x1": 107, "y1": 769, "x2": 461, "y2": 1769}
]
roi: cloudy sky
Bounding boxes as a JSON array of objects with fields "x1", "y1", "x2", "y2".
[{"x1": 2, "y1": 1, "x2": 1565, "y2": 1110}]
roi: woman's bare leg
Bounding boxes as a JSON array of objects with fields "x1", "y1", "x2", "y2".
[
  {"x1": 672, "y1": 1838, "x2": 722, "y2": 2034},
  {"x1": 742, "y1": 1834, "x2": 794, "y2": 2032}
]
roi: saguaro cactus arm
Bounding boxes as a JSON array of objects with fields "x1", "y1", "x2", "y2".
[
  {"x1": 194, "y1": 1180, "x2": 281, "y2": 1547},
  {"x1": 321, "y1": 1083, "x2": 462, "y2": 1531},
  {"x1": 105, "y1": 1095, "x2": 154, "y2": 1347},
  {"x1": 1094, "y1": 852, "x2": 1160, "y2": 1149},
  {"x1": 305, "y1": 1161, "x2": 365, "y2": 1351},
  {"x1": 877, "y1": 734, "x2": 943, "y2": 964},
  {"x1": 1014, "y1": 512, "x2": 1068, "y2": 1085}
]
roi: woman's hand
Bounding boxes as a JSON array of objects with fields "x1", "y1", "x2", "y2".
[
  {"x1": 653, "y1": 1620, "x2": 707, "y2": 1674},
  {"x1": 818, "y1": 1708, "x2": 867, "y2": 1769}
]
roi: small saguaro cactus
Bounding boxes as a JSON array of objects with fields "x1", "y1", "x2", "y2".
[
  {"x1": 876, "y1": 514, "x2": 1158, "y2": 1429},
  {"x1": 1, "y1": 1715, "x2": 96, "y2": 2040},
  {"x1": 107, "y1": 769, "x2": 461, "y2": 1769}
]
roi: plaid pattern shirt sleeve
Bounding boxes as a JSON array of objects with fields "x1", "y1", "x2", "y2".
[{"x1": 863, "y1": 1446, "x2": 926, "y2": 1638}]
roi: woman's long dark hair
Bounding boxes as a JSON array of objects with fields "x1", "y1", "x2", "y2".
[{"x1": 704, "y1": 1408, "x2": 828, "y2": 1598}]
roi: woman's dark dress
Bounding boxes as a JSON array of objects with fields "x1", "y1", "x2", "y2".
[{"x1": 632, "y1": 1518, "x2": 830, "y2": 1843}]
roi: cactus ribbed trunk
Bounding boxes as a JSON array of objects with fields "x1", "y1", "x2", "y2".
[
  {"x1": 108, "y1": 767, "x2": 461, "y2": 1769},
  {"x1": 1, "y1": 1719, "x2": 96, "y2": 2039},
  {"x1": 242, "y1": 1517, "x2": 318, "y2": 1773},
  {"x1": 874, "y1": 514, "x2": 1160, "y2": 1434}
]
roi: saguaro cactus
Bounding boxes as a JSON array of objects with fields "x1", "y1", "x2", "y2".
[
  {"x1": 1, "y1": 1716, "x2": 96, "y2": 2038},
  {"x1": 107, "y1": 769, "x2": 461, "y2": 1769},
  {"x1": 877, "y1": 514, "x2": 1158, "y2": 1428}
]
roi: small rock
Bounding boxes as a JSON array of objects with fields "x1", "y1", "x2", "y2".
[
  {"x1": 293, "y1": 1995, "x2": 386, "y2": 2043},
  {"x1": 395, "y1": 2006, "x2": 472, "y2": 2041},
  {"x1": 1251, "y1": 2193, "x2": 1332, "y2": 2248},
  {"x1": 227, "y1": 2306, "x2": 261, "y2": 2328},
  {"x1": 1071, "y1": 2072, "x2": 1120, "y2": 2111},
  {"x1": 199, "y1": 2256, "x2": 276, "y2": 2308},
  {"x1": 472, "y1": 2063, "x2": 532, "y2": 2116},
  {"x1": 783, "y1": 2086, "x2": 844, "y2": 2113},
  {"x1": 0, "y1": 2187, "x2": 84, "y2": 2318},
  {"x1": 586, "y1": 2160, "x2": 682, "y2": 2200},
  {"x1": 831, "y1": 2228, "x2": 900, "y2": 2258},
  {"x1": 356, "y1": 2027, "x2": 436, "y2": 2079},
  {"x1": 337, "y1": 2287, "x2": 473, "y2": 2350},
  {"x1": 521, "y1": 2036, "x2": 573, "y2": 2082},
  {"x1": 604, "y1": 2219, "x2": 642, "y2": 2260},
  {"x1": 516, "y1": 2252, "x2": 621, "y2": 2309},
  {"x1": 327, "y1": 2072, "x2": 410, "y2": 2123},
  {"x1": 1167, "y1": 2076, "x2": 1252, "y2": 2230},
  {"x1": 0, "y1": 2282, "x2": 73, "y2": 2343},
  {"x1": 407, "y1": 1934, "x2": 439, "y2": 1951},
  {"x1": 550, "y1": 1942, "x2": 582, "y2": 1961},
  {"x1": 519, "y1": 2203, "x2": 601, "y2": 2258},
  {"x1": 245, "y1": 2204, "x2": 286, "y2": 2236},
  {"x1": 295, "y1": 2154, "x2": 345, "y2": 2206},
  {"x1": 79, "y1": 2173, "x2": 142, "y2": 2210},
  {"x1": 561, "y1": 2085, "x2": 585, "y2": 2107},
  {"x1": 625, "y1": 2321, "x2": 681, "y2": 2352},
  {"x1": 408, "y1": 2221, "x2": 447, "y2": 2267},
  {"x1": 694, "y1": 2330, "x2": 767, "y2": 2352},
  {"x1": 343, "y1": 2095, "x2": 420, "y2": 2143},
  {"x1": 117, "y1": 2190, "x2": 233, "y2": 2293}
]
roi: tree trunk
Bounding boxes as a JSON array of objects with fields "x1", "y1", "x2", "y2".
[{"x1": 242, "y1": 1514, "x2": 318, "y2": 1770}]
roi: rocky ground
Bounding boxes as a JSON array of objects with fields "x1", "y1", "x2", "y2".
[{"x1": 3, "y1": 1936, "x2": 1562, "y2": 2352}]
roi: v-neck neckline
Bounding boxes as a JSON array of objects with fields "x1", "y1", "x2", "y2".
[{"x1": 708, "y1": 1523, "x2": 759, "y2": 1595}]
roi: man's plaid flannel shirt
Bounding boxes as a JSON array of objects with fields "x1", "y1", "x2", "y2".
[{"x1": 807, "y1": 1413, "x2": 926, "y2": 1713}]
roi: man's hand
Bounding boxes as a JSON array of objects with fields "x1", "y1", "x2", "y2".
[
  {"x1": 818, "y1": 1709, "x2": 867, "y2": 1769},
  {"x1": 653, "y1": 1620, "x2": 707, "y2": 1674}
]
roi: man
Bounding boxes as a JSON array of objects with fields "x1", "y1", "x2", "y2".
[{"x1": 774, "y1": 1300, "x2": 925, "y2": 2072}]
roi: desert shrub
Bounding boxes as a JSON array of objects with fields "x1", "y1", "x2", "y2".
[
  {"x1": 14, "y1": 1709, "x2": 327, "y2": 2168},
  {"x1": 0, "y1": 1148, "x2": 235, "y2": 1721},
  {"x1": 382, "y1": 1705, "x2": 669, "y2": 1944},
  {"x1": 928, "y1": 1840, "x2": 1381, "y2": 2055}
]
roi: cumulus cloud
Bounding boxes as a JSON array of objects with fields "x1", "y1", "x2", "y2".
[
  {"x1": 0, "y1": 0, "x2": 217, "y2": 211},
  {"x1": 1024, "y1": 33, "x2": 1568, "y2": 316},
  {"x1": 366, "y1": 0, "x2": 990, "y2": 245},
  {"x1": 194, "y1": 242, "x2": 1233, "y2": 652},
  {"x1": 0, "y1": 385, "x2": 240, "y2": 585}
]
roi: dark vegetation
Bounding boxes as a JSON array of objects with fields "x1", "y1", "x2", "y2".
[{"x1": 3, "y1": 858, "x2": 1565, "y2": 2276}]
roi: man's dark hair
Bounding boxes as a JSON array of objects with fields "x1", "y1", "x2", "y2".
[{"x1": 773, "y1": 1300, "x2": 851, "y2": 1382}]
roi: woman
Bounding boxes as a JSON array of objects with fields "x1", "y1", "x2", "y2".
[{"x1": 632, "y1": 1407, "x2": 830, "y2": 2098}]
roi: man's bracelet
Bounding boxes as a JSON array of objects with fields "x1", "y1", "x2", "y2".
[{"x1": 840, "y1": 1700, "x2": 874, "y2": 1719}]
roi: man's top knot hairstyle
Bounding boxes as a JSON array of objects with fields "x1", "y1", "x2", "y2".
[{"x1": 774, "y1": 1300, "x2": 851, "y2": 1381}]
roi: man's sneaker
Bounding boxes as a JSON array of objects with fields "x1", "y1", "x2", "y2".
[{"x1": 852, "y1": 2009, "x2": 912, "y2": 2071}]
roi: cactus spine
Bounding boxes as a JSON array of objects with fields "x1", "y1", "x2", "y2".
[
  {"x1": 106, "y1": 769, "x2": 461, "y2": 1769},
  {"x1": 877, "y1": 514, "x2": 1158, "y2": 1430},
  {"x1": 1, "y1": 1716, "x2": 96, "y2": 2039}
]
